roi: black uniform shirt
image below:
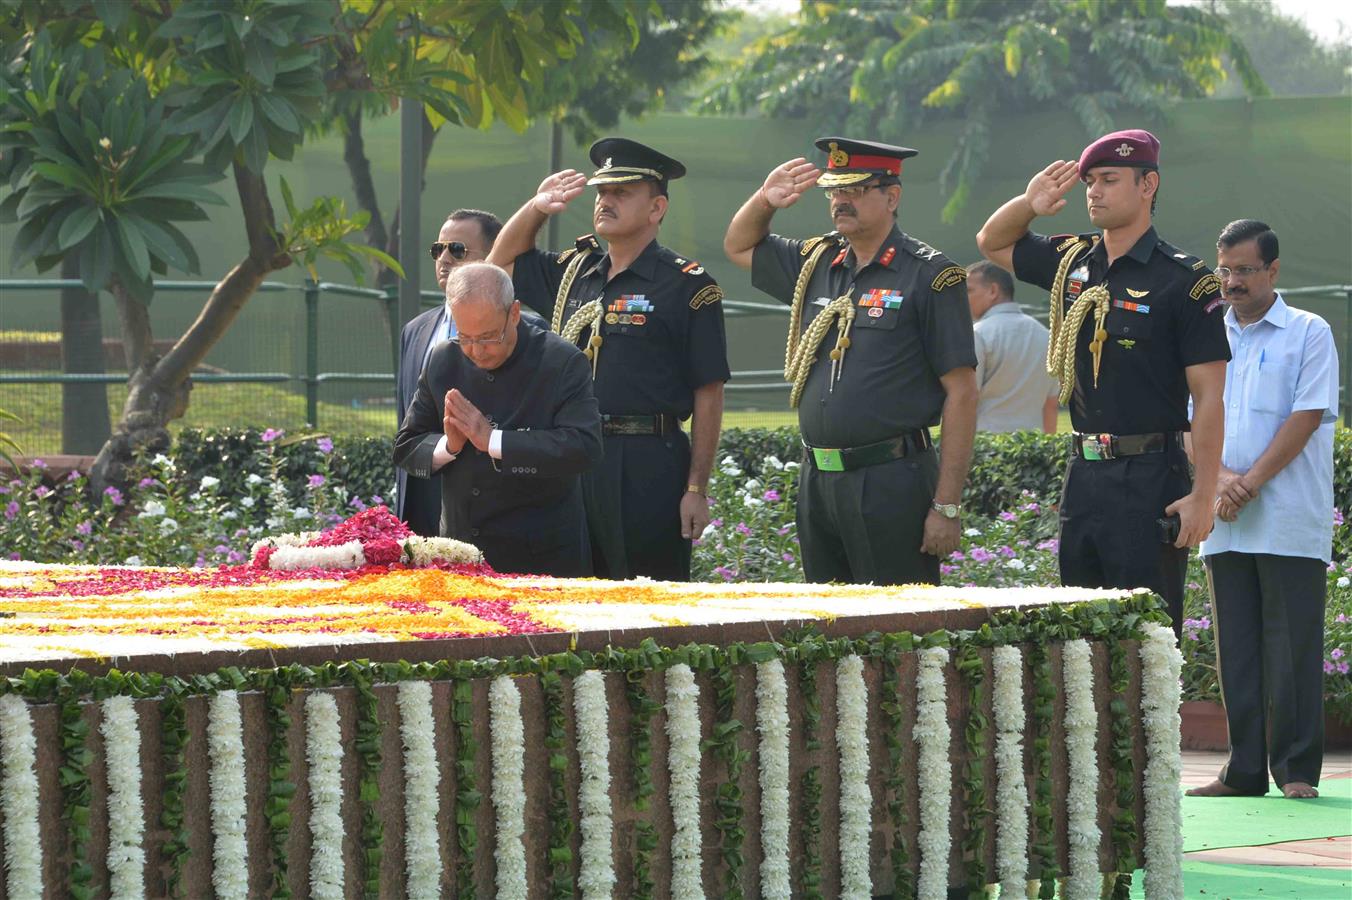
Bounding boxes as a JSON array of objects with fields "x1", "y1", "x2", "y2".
[
  {"x1": 752, "y1": 226, "x2": 977, "y2": 447},
  {"x1": 512, "y1": 238, "x2": 731, "y2": 417},
  {"x1": 1013, "y1": 227, "x2": 1230, "y2": 435}
]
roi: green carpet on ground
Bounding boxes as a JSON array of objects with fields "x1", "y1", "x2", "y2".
[
  {"x1": 1180, "y1": 777, "x2": 1352, "y2": 852},
  {"x1": 1129, "y1": 862, "x2": 1352, "y2": 899}
]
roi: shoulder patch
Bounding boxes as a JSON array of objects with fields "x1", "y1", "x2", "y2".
[
  {"x1": 1190, "y1": 272, "x2": 1222, "y2": 301},
  {"x1": 801, "y1": 232, "x2": 840, "y2": 257},
  {"x1": 931, "y1": 265, "x2": 967, "y2": 292},
  {"x1": 681, "y1": 260, "x2": 705, "y2": 275},
  {"x1": 690, "y1": 284, "x2": 723, "y2": 310},
  {"x1": 575, "y1": 233, "x2": 601, "y2": 253}
]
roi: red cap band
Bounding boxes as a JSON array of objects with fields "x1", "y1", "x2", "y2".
[{"x1": 829, "y1": 153, "x2": 902, "y2": 174}]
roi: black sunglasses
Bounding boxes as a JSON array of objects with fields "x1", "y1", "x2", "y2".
[{"x1": 428, "y1": 241, "x2": 479, "y2": 260}]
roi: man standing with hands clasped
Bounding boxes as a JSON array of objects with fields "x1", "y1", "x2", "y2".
[
  {"x1": 1188, "y1": 220, "x2": 1337, "y2": 800},
  {"x1": 976, "y1": 129, "x2": 1230, "y2": 638},
  {"x1": 724, "y1": 137, "x2": 978, "y2": 585}
]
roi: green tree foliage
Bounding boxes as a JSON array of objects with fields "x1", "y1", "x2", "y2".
[
  {"x1": 1215, "y1": 0, "x2": 1350, "y2": 97},
  {"x1": 701, "y1": 0, "x2": 1267, "y2": 220}
]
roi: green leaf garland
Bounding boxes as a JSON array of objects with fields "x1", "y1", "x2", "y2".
[{"x1": 540, "y1": 670, "x2": 576, "y2": 899}]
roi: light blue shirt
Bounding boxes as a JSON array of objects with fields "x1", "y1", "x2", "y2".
[
  {"x1": 1200, "y1": 294, "x2": 1339, "y2": 562},
  {"x1": 422, "y1": 308, "x2": 458, "y2": 369}
]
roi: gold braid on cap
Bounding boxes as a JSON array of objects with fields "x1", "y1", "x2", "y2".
[
  {"x1": 560, "y1": 299, "x2": 604, "y2": 380},
  {"x1": 785, "y1": 295, "x2": 856, "y2": 408},
  {"x1": 549, "y1": 250, "x2": 592, "y2": 334},
  {"x1": 1046, "y1": 240, "x2": 1111, "y2": 404}
]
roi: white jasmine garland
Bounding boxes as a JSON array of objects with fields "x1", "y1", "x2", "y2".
[
  {"x1": 836, "y1": 655, "x2": 873, "y2": 899},
  {"x1": 402, "y1": 536, "x2": 485, "y2": 567},
  {"x1": 1062, "y1": 640, "x2": 1101, "y2": 900},
  {"x1": 1140, "y1": 625, "x2": 1185, "y2": 900},
  {"x1": 991, "y1": 646, "x2": 1029, "y2": 898},
  {"x1": 755, "y1": 659, "x2": 792, "y2": 900},
  {"x1": 489, "y1": 675, "x2": 528, "y2": 900},
  {"x1": 305, "y1": 693, "x2": 345, "y2": 900},
  {"x1": 207, "y1": 690, "x2": 249, "y2": 900},
  {"x1": 664, "y1": 663, "x2": 703, "y2": 900},
  {"x1": 101, "y1": 696, "x2": 146, "y2": 900},
  {"x1": 267, "y1": 541, "x2": 365, "y2": 571},
  {"x1": 398, "y1": 681, "x2": 441, "y2": 899},
  {"x1": 914, "y1": 647, "x2": 952, "y2": 900},
  {"x1": 0, "y1": 694, "x2": 42, "y2": 899},
  {"x1": 573, "y1": 670, "x2": 616, "y2": 900}
]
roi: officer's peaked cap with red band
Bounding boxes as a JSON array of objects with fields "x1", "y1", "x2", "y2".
[
  {"x1": 814, "y1": 137, "x2": 917, "y2": 188},
  {"x1": 1077, "y1": 129, "x2": 1161, "y2": 180}
]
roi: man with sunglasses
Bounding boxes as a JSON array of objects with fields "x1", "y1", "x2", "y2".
[
  {"x1": 396, "y1": 210, "x2": 503, "y2": 537},
  {"x1": 723, "y1": 137, "x2": 978, "y2": 586},
  {"x1": 489, "y1": 138, "x2": 730, "y2": 582},
  {"x1": 394, "y1": 263, "x2": 603, "y2": 576}
]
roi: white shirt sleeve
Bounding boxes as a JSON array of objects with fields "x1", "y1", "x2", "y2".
[
  {"x1": 430, "y1": 435, "x2": 456, "y2": 471},
  {"x1": 488, "y1": 429, "x2": 503, "y2": 459}
]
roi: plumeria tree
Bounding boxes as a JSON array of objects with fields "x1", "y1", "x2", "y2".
[{"x1": 0, "y1": 0, "x2": 671, "y2": 491}]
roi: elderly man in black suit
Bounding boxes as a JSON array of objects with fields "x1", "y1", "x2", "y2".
[
  {"x1": 396, "y1": 209, "x2": 502, "y2": 536},
  {"x1": 394, "y1": 263, "x2": 603, "y2": 576}
]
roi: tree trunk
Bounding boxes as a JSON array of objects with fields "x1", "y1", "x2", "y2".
[
  {"x1": 89, "y1": 163, "x2": 290, "y2": 494},
  {"x1": 58, "y1": 254, "x2": 111, "y2": 454},
  {"x1": 381, "y1": 109, "x2": 439, "y2": 286},
  {"x1": 343, "y1": 110, "x2": 388, "y2": 256}
]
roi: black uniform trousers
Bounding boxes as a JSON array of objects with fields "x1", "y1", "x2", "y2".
[
  {"x1": 1206, "y1": 551, "x2": 1326, "y2": 793},
  {"x1": 1058, "y1": 447, "x2": 1191, "y2": 640},
  {"x1": 584, "y1": 431, "x2": 692, "y2": 581},
  {"x1": 798, "y1": 447, "x2": 941, "y2": 585}
]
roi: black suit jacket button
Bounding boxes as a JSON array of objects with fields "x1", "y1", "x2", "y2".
[{"x1": 471, "y1": 488, "x2": 480, "y2": 496}]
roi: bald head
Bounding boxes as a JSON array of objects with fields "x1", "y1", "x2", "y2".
[{"x1": 445, "y1": 262, "x2": 515, "y2": 314}]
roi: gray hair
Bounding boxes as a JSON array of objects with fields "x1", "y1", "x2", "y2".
[{"x1": 445, "y1": 262, "x2": 515, "y2": 313}]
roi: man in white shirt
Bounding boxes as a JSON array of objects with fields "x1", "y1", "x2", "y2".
[
  {"x1": 966, "y1": 260, "x2": 1059, "y2": 432},
  {"x1": 1187, "y1": 220, "x2": 1338, "y2": 800}
]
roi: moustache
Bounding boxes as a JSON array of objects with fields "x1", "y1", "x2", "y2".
[
  {"x1": 832, "y1": 205, "x2": 857, "y2": 218},
  {"x1": 596, "y1": 209, "x2": 616, "y2": 219}
]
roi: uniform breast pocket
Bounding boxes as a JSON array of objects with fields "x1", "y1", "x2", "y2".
[
  {"x1": 853, "y1": 306, "x2": 901, "y2": 331},
  {"x1": 1251, "y1": 362, "x2": 1297, "y2": 415},
  {"x1": 1105, "y1": 308, "x2": 1153, "y2": 347}
]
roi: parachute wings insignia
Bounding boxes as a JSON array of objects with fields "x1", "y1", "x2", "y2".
[
  {"x1": 690, "y1": 285, "x2": 724, "y2": 310},
  {"x1": 931, "y1": 265, "x2": 967, "y2": 292}
]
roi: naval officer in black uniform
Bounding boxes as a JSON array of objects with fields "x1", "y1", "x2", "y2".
[
  {"x1": 394, "y1": 263, "x2": 603, "y2": 577},
  {"x1": 488, "y1": 138, "x2": 730, "y2": 581},
  {"x1": 724, "y1": 138, "x2": 978, "y2": 585},
  {"x1": 976, "y1": 129, "x2": 1230, "y2": 636}
]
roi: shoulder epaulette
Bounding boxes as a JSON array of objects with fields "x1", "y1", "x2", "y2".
[
  {"x1": 557, "y1": 234, "x2": 601, "y2": 266},
  {"x1": 1156, "y1": 239, "x2": 1207, "y2": 273},
  {"x1": 662, "y1": 247, "x2": 709, "y2": 277},
  {"x1": 556, "y1": 247, "x2": 578, "y2": 265},
  {"x1": 801, "y1": 231, "x2": 841, "y2": 257}
]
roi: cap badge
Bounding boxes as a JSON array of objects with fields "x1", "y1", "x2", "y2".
[
  {"x1": 603, "y1": 157, "x2": 612, "y2": 166},
  {"x1": 828, "y1": 142, "x2": 849, "y2": 167},
  {"x1": 1115, "y1": 143, "x2": 1135, "y2": 157}
]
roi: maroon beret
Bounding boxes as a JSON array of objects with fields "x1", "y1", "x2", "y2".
[{"x1": 1077, "y1": 129, "x2": 1160, "y2": 179}]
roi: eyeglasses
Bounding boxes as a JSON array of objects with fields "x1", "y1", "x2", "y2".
[
  {"x1": 450, "y1": 317, "x2": 511, "y2": 348},
  {"x1": 1215, "y1": 264, "x2": 1269, "y2": 279},
  {"x1": 823, "y1": 183, "x2": 883, "y2": 200},
  {"x1": 428, "y1": 241, "x2": 482, "y2": 260}
]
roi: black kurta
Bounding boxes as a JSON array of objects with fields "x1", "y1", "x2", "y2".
[{"x1": 393, "y1": 320, "x2": 603, "y2": 577}]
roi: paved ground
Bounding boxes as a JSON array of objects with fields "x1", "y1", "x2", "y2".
[{"x1": 1180, "y1": 750, "x2": 1352, "y2": 868}]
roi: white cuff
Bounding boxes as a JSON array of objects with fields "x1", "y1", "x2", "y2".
[
  {"x1": 430, "y1": 434, "x2": 458, "y2": 471},
  {"x1": 489, "y1": 429, "x2": 503, "y2": 459}
]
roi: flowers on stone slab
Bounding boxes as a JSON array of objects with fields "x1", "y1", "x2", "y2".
[
  {"x1": 1062, "y1": 639, "x2": 1101, "y2": 900},
  {"x1": 915, "y1": 647, "x2": 952, "y2": 900},
  {"x1": 991, "y1": 645, "x2": 1029, "y2": 897},
  {"x1": 755, "y1": 659, "x2": 792, "y2": 900},
  {"x1": 207, "y1": 690, "x2": 249, "y2": 900},
  {"x1": 249, "y1": 505, "x2": 482, "y2": 570},
  {"x1": 665, "y1": 663, "x2": 703, "y2": 900},
  {"x1": 305, "y1": 693, "x2": 345, "y2": 900},
  {"x1": 489, "y1": 675, "x2": 528, "y2": 900},
  {"x1": 398, "y1": 681, "x2": 441, "y2": 899},
  {"x1": 101, "y1": 696, "x2": 145, "y2": 900},
  {"x1": 0, "y1": 693, "x2": 42, "y2": 899}
]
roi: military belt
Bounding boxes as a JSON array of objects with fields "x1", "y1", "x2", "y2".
[
  {"x1": 601, "y1": 413, "x2": 680, "y2": 437},
  {"x1": 803, "y1": 429, "x2": 933, "y2": 473},
  {"x1": 1072, "y1": 431, "x2": 1182, "y2": 461}
]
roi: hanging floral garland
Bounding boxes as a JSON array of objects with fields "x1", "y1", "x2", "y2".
[
  {"x1": 1140, "y1": 625, "x2": 1185, "y2": 900},
  {"x1": 304, "y1": 692, "x2": 345, "y2": 900},
  {"x1": 101, "y1": 695, "x2": 145, "y2": 900},
  {"x1": 489, "y1": 674, "x2": 528, "y2": 900},
  {"x1": 836, "y1": 654, "x2": 873, "y2": 899},
  {"x1": 665, "y1": 663, "x2": 704, "y2": 900},
  {"x1": 991, "y1": 644, "x2": 1029, "y2": 898},
  {"x1": 574, "y1": 670, "x2": 616, "y2": 900},
  {"x1": 206, "y1": 690, "x2": 249, "y2": 900},
  {"x1": 0, "y1": 693, "x2": 43, "y2": 900},
  {"x1": 398, "y1": 681, "x2": 442, "y2": 898},
  {"x1": 1063, "y1": 639, "x2": 1102, "y2": 900},
  {"x1": 755, "y1": 659, "x2": 792, "y2": 900},
  {"x1": 915, "y1": 646, "x2": 952, "y2": 899}
]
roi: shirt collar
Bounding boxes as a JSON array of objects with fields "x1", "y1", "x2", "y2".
[
  {"x1": 1224, "y1": 291, "x2": 1289, "y2": 332},
  {"x1": 600, "y1": 238, "x2": 661, "y2": 283},
  {"x1": 834, "y1": 226, "x2": 906, "y2": 271},
  {"x1": 1089, "y1": 225, "x2": 1158, "y2": 267},
  {"x1": 980, "y1": 301, "x2": 1022, "y2": 321}
]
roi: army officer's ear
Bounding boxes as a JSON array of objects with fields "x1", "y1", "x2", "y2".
[
  {"x1": 648, "y1": 189, "x2": 669, "y2": 226},
  {"x1": 886, "y1": 183, "x2": 902, "y2": 216}
]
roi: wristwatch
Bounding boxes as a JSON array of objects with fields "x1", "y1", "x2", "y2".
[{"x1": 931, "y1": 500, "x2": 960, "y2": 519}]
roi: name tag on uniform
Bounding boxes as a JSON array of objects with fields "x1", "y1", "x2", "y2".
[{"x1": 814, "y1": 296, "x2": 831, "y2": 307}]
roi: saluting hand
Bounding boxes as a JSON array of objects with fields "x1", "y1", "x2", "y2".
[
  {"x1": 444, "y1": 389, "x2": 493, "y2": 453},
  {"x1": 533, "y1": 169, "x2": 588, "y2": 216},
  {"x1": 761, "y1": 158, "x2": 821, "y2": 209},
  {"x1": 442, "y1": 393, "x2": 468, "y2": 455},
  {"x1": 1024, "y1": 160, "x2": 1080, "y2": 217}
]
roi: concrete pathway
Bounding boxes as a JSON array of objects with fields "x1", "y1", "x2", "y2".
[{"x1": 1180, "y1": 749, "x2": 1352, "y2": 868}]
